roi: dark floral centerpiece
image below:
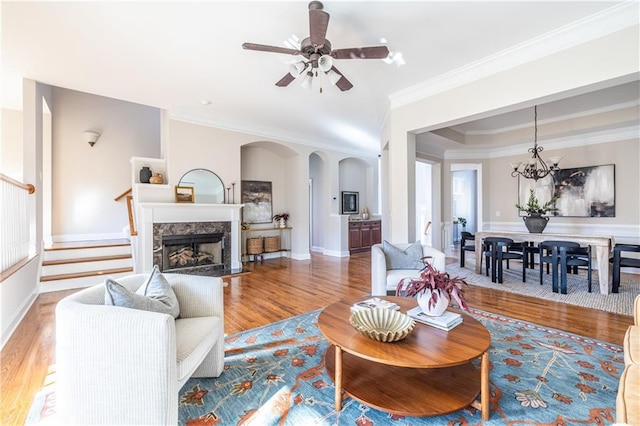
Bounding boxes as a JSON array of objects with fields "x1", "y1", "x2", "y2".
[{"x1": 396, "y1": 259, "x2": 469, "y2": 316}]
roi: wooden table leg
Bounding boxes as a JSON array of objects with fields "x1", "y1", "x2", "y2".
[
  {"x1": 481, "y1": 351, "x2": 490, "y2": 420},
  {"x1": 595, "y1": 245, "x2": 610, "y2": 295},
  {"x1": 334, "y1": 345, "x2": 343, "y2": 412},
  {"x1": 475, "y1": 238, "x2": 483, "y2": 274}
]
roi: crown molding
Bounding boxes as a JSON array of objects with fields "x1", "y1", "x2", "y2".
[
  {"x1": 389, "y1": 1, "x2": 638, "y2": 110},
  {"x1": 459, "y1": 100, "x2": 640, "y2": 136},
  {"x1": 443, "y1": 125, "x2": 639, "y2": 160},
  {"x1": 169, "y1": 111, "x2": 381, "y2": 159}
]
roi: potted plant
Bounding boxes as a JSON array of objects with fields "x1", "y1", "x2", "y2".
[
  {"x1": 515, "y1": 189, "x2": 559, "y2": 233},
  {"x1": 272, "y1": 213, "x2": 289, "y2": 228},
  {"x1": 396, "y1": 259, "x2": 469, "y2": 316},
  {"x1": 457, "y1": 217, "x2": 467, "y2": 230}
]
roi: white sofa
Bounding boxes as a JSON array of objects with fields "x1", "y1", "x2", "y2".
[
  {"x1": 617, "y1": 294, "x2": 640, "y2": 425},
  {"x1": 56, "y1": 273, "x2": 225, "y2": 425},
  {"x1": 371, "y1": 243, "x2": 446, "y2": 296}
]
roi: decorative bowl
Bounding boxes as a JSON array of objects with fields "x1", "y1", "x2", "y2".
[{"x1": 349, "y1": 308, "x2": 416, "y2": 342}]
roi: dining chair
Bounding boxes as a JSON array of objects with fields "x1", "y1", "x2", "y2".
[
  {"x1": 483, "y1": 237, "x2": 524, "y2": 283},
  {"x1": 459, "y1": 231, "x2": 475, "y2": 268},
  {"x1": 538, "y1": 240, "x2": 591, "y2": 294},
  {"x1": 559, "y1": 245, "x2": 592, "y2": 294},
  {"x1": 610, "y1": 243, "x2": 640, "y2": 293}
]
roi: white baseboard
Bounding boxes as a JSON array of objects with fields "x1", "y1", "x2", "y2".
[
  {"x1": 291, "y1": 252, "x2": 311, "y2": 261},
  {"x1": 1, "y1": 288, "x2": 37, "y2": 351},
  {"x1": 322, "y1": 249, "x2": 350, "y2": 257}
]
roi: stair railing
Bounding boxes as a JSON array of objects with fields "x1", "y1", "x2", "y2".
[
  {"x1": 1, "y1": 173, "x2": 36, "y2": 278},
  {"x1": 114, "y1": 188, "x2": 137, "y2": 237}
]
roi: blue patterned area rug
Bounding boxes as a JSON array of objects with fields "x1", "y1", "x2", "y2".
[
  {"x1": 178, "y1": 308, "x2": 623, "y2": 426},
  {"x1": 26, "y1": 308, "x2": 623, "y2": 425}
]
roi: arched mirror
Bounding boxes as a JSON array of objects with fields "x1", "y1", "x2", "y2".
[{"x1": 178, "y1": 169, "x2": 225, "y2": 204}]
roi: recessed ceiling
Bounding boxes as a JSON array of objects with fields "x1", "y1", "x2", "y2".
[{"x1": 2, "y1": 1, "x2": 637, "y2": 156}]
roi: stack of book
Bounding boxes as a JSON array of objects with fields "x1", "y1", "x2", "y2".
[
  {"x1": 407, "y1": 306, "x2": 463, "y2": 331},
  {"x1": 350, "y1": 297, "x2": 401, "y2": 313}
]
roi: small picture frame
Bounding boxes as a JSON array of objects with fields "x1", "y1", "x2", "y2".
[
  {"x1": 175, "y1": 186, "x2": 195, "y2": 203},
  {"x1": 341, "y1": 191, "x2": 359, "y2": 214}
]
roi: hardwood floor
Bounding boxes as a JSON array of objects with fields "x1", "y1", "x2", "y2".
[{"x1": 1, "y1": 252, "x2": 634, "y2": 425}]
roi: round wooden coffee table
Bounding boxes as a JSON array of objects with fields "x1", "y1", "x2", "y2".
[{"x1": 317, "y1": 296, "x2": 491, "y2": 420}]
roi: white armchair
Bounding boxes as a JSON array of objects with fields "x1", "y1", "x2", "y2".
[
  {"x1": 371, "y1": 243, "x2": 446, "y2": 296},
  {"x1": 56, "y1": 273, "x2": 225, "y2": 425}
]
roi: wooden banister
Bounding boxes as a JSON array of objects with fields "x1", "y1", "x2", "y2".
[
  {"x1": 126, "y1": 195, "x2": 138, "y2": 236},
  {"x1": 0, "y1": 173, "x2": 35, "y2": 194},
  {"x1": 114, "y1": 187, "x2": 132, "y2": 201}
]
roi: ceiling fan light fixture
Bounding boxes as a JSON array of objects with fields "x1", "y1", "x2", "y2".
[
  {"x1": 318, "y1": 54, "x2": 333, "y2": 72},
  {"x1": 300, "y1": 71, "x2": 313, "y2": 89},
  {"x1": 289, "y1": 61, "x2": 307, "y2": 77}
]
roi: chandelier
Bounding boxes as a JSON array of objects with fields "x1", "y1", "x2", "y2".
[{"x1": 511, "y1": 105, "x2": 561, "y2": 181}]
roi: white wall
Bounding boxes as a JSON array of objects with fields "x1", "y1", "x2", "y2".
[
  {"x1": 1, "y1": 108, "x2": 23, "y2": 179},
  {"x1": 50, "y1": 87, "x2": 160, "y2": 240}
]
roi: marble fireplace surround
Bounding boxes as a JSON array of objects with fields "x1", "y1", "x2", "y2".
[{"x1": 135, "y1": 202, "x2": 243, "y2": 274}]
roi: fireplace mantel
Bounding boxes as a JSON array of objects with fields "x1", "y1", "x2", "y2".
[{"x1": 134, "y1": 203, "x2": 244, "y2": 273}]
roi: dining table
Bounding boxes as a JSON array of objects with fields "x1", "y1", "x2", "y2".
[{"x1": 474, "y1": 230, "x2": 614, "y2": 295}]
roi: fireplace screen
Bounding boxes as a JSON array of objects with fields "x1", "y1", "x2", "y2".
[{"x1": 162, "y1": 233, "x2": 224, "y2": 272}]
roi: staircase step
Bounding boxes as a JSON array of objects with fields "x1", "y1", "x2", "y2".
[
  {"x1": 42, "y1": 257, "x2": 133, "y2": 276},
  {"x1": 44, "y1": 244, "x2": 131, "y2": 261},
  {"x1": 39, "y1": 268, "x2": 134, "y2": 293},
  {"x1": 45, "y1": 239, "x2": 130, "y2": 250},
  {"x1": 40, "y1": 267, "x2": 134, "y2": 283},
  {"x1": 43, "y1": 254, "x2": 131, "y2": 266}
]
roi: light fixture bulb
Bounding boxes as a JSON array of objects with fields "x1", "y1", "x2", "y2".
[
  {"x1": 300, "y1": 71, "x2": 313, "y2": 89},
  {"x1": 288, "y1": 61, "x2": 307, "y2": 77},
  {"x1": 318, "y1": 55, "x2": 333, "y2": 72}
]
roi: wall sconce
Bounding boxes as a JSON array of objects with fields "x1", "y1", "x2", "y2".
[{"x1": 84, "y1": 130, "x2": 101, "y2": 147}]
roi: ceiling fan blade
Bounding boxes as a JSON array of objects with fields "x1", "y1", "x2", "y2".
[
  {"x1": 332, "y1": 46, "x2": 390, "y2": 60},
  {"x1": 330, "y1": 66, "x2": 353, "y2": 91},
  {"x1": 309, "y1": 9, "x2": 329, "y2": 47},
  {"x1": 275, "y1": 73, "x2": 296, "y2": 87},
  {"x1": 242, "y1": 42, "x2": 300, "y2": 56}
]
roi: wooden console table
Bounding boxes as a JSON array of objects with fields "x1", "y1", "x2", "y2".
[{"x1": 474, "y1": 231, "x2": 614, "y2": 295}]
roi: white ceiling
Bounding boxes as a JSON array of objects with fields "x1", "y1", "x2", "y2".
[{"x1": 2, "y1": 1, "x2": 638, "y2": 156}]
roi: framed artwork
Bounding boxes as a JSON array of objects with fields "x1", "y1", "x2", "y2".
[
  {"x1": 341, "y1": 191, "x2": 359, "y2": 214},
  {"x1": 517, "y1": 164, "x2": 615, "y2": 217},
  {"x1": 241, "y1": 180, "x2": 273, "y2": 223},
  {"x1": 175, "y1": 186, "x2": 195, "y2": 203}
]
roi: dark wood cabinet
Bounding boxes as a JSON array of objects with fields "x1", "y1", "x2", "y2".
[{"x1": 349, "y1": 220, "x2": 382, "y2": 254}]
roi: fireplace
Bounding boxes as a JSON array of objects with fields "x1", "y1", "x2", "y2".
[
  {"x1": 162, "y1": 233, "x2": 224, "y2": 272},
  {"x1": 151, "y1": 220, "x2": 234, "y2": 276}
]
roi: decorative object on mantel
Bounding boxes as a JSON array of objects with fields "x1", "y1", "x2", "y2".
[
  {"x1": 178, "y1": 169, "x2": 224, "y2": 204},
  {"x1": 396, "y1": 261, "x2": 469, "y2": 317},
  {"x1": 140, "y1": 166, "x2": 152, "y2": 183},
  {"x1": 150, "y1": 173, "x2": 164, "y2": 184},
  {"x1": 273, "y1": 213, "x2": 289, "y2": 228},
  {"x1": 175, "y1": 186, "x2": 195, "y2": 203},
  {"x1": 515, "y1": 189, "x2": 559, "y2": 233},
  {"x1": 510, "y1": 105, "x2": 562, "y2": 181},
  {"x1": 231, "y1": 182, "x2": 236, "y2": 204}
]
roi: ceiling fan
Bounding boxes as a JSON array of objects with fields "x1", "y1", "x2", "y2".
[{"x1": 242, "y1": 1, "x2": 389, "y2": 92}]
